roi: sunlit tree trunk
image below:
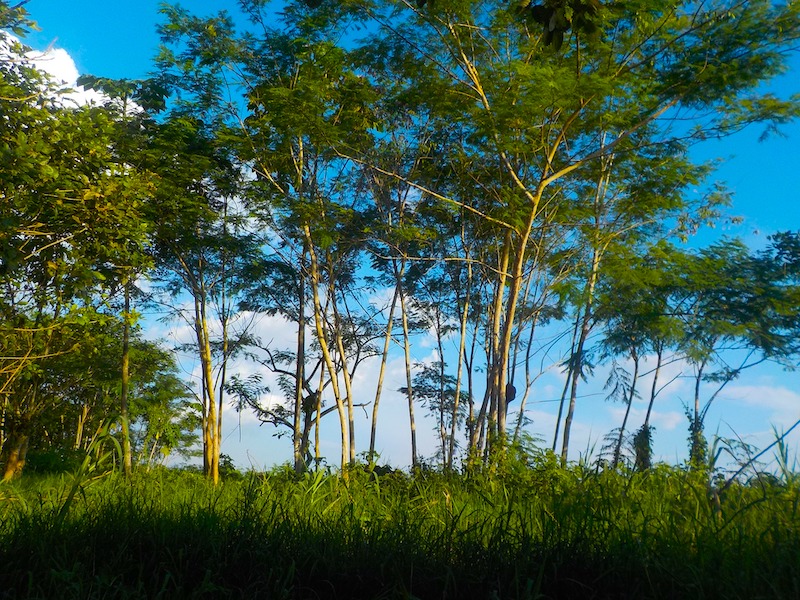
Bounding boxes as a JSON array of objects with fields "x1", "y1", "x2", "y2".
[
  {"x1": 329, "y1": 267, "x2": 357, "y2": 466},
  {"x1": 195, "y1": 288, "x2": 219, "y2": 485},
  {"x1": 1, "y1": 428, "x2": 29, "y2": 482},
  {"x1": 486, "y1": 235, "x2": 511, "y2": 451},
  {"x1": 314, "y1": 369, "x2": 324, "y2": 469},
  {"x1": 470, "y1": 325, "x2": 494, "y2": 465},
  {"x1": 304, "y1": 223, "x2": 349, "y2": 469},
  {"x1": 120, "y1": 279, "x2": 133, "y2": 478},
  {"x1": 74, "y1": 398, "x2": 92, "y2": 451},
  {"x1": 463, "y1": 302, "x2": 480, "y2": 457}
]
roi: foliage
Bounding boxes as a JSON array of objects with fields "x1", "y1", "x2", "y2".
[
  {"x1": 3, "y1": 0, "x2": 800, "y2": 480},
  {"x1": 0, "y1": 10, "x2": 157, "y2": 480}
]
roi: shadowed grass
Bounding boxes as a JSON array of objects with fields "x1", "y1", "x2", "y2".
[{"x1": 1, "y1": 461, "x2": 799, "y2": 599}]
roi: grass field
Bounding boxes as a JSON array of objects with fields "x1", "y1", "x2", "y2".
[{"x1": 1, "y1": 453, "x2": 799, "y2": 599}]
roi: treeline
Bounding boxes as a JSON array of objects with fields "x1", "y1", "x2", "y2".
[{"x1": 2, "y1": 0, "x2": 800, "y2": 482}]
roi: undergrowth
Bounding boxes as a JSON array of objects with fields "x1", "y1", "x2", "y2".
[{"x1": 1, "y1": 459, "x2": 799, "y2": 599}]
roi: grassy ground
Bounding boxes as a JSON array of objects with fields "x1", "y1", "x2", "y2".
[{"x1": 1, "y1": 457, "x2": 799, "y2": 599}]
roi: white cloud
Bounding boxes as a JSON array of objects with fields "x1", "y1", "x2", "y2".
[
  {"x1": 720, "y1": 384, "x2": 800, "y2": 427},
  {"x1": 0, "y1": 31, "x2": 107, "y2": 106},
  {"x1": 27, "y1": 47, "x2": 78, "y2": 85},
  {"x1": 651, "y1": 410, "x2": 684, "y2": 431},
  {"x1": 605, "y1": 405, "x2": 683, "y2": 432},
  {"x1": 27, "y1": 46, "x2": 107, "y2": 105}
]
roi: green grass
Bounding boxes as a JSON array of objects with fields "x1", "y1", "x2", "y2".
[{"x1": 1, "y1": 460, "x2": 799, "y2": 599}]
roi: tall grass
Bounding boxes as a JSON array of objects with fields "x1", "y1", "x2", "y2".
[{"x1": 1, "y1": 457, "x2": 799, "y2": 599}]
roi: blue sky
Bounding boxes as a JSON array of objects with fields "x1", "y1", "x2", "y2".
[{"x1": 13, "y1": 1, "x2": 800, "y2": 471}]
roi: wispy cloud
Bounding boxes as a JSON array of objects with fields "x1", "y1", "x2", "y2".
[{"x1": 720, "y1": 384, "x2": 800, "y2": 427}]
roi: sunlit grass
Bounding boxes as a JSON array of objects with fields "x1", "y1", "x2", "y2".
[{"x1": 1, "y1": 458, "x2": 799, "y2": 599}]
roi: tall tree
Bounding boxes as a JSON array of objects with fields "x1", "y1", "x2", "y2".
[
  {"x1": 351, "y1": 0, "x2": 800, "y2": 463},
  {"x1": 672, "y1": 240, "x2": 800, "y2": 467},
  {"x1": 231, "y1": 1, "x2": 379, "y2": 469},
  {"x1": 74, "y1": 74, "x2": 170, "y2": 476},
  {"x1": 147, "y1": 0, "x2": 800, "y2": 470}
]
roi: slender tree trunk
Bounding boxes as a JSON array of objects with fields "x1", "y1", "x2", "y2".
[
  {"x1": 215, "y1": 199, "x2": 231, "y2": 480},
  {"x1": 643, "y1": 343, "x2": 663, "y2": 430},
  {"x1": 216, "y1": 314, "x2": 227, "y2": 477},
  {"x1": 634, "y1": 344, "x2": 663, "y2": 471},
  {"x1": 613, "y1": 349, "x2": 639, "y2": 468},
  {"x1": 487, "y1": 237, "x2": 511, "y2": 450},
  {"x1": 464, "y1": 316, "x2": 478, "y2": 457},
  {"x1": 561, "y1": 303, "x2": 591, "y2": 464},
  {"x1": 293, "y1": 245, "x2": 307, "y2": 472},
  {"x1": 0, "y1": 398, "x2": 6, "y2": 457},
  {"x1": 690, "y1": 359, "x2": 707, "y2": 466},
  {"x1": 195, "y1": 287, "x2": 219, "y2": 485},
  {"x1": 694, "y1": 361, "x2": 704, "y2": 425},
  {"x1": 370, "y1": 281, "x2": 399, "y2": 461},
  {"x1": 314, "y1": 371, "x2": 323, "y2": 469},
  {"x1": 331, "y1": 288, "x2": 357, "y2": 466},
  {"x1": 120, "y1": 279, "x2": 133, "y2": 478},
  {"x1": 1, "y1": 426, "x2": 29, "y2": 482},
  {"x1": 436, "y1": 311, "x2": 447, "y2": 463},
  {"x1": 560, "y1": 245, "x2": 601, "y2": 465},
  {"x1": 448, "y1": 261, "x2": 471, "y2": 470},
  {"x1": 553, "y1": 315, "x2": 579, "y2": 451},
  {"x1": 147, "y1": 433, "x2": 161, "y2": 470},
  {"x1": 469, "y1": 332, "x2": 494, "y2": 463},
  {"x1": 470, "y1": 273, "x2": 501, "y2": 460},
  {"x1": 561, "y1": 352, "x2": 582, "y2": 465},
  {"x1": 399, "y1": 277, "x2": 417, "y2": 469},
  {"x1": 513, "y1": 315, "x2": 538, "y2": 443},
  {"x1": 299, "y1": 396, "x2": 314, "y2": 465},
  {"x1": 323, "y1": 250, "x2": 358, "y2": 466},
  {"x1": 74, "y1": 402, "x2": 90, "y2": 451},
  {"x1": 2, "y1": 437, "x2": 28, "y2": 481}
]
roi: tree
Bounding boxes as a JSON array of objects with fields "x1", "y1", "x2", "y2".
[
  {"x1": 596, "y1": 243, "x2": 685, "y2": 470},
  {"x1": 228, "y1": 1, "x2": 379, "y2": 469},
  {"x1": 351, "y1": 0, "x2": 800, "y2": 464},
  {"x1": 143, "y1": 113, "x2": 252, "y2": 485},
  {"x1": 598, "y1": 239, "x2": 800, "y2": 470},
  {"x1": 144, "y1": 0, "x2": 800, "y2": 470},
  {"x1": 673, "y1": 240, "x2": 800, "y2": 467},
  {"x1": 0, "y1": 17, "x2": 154, "y2": 479},
  {"x1": 73, "y1": 74, "x2": 170, "y2": 477}
]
